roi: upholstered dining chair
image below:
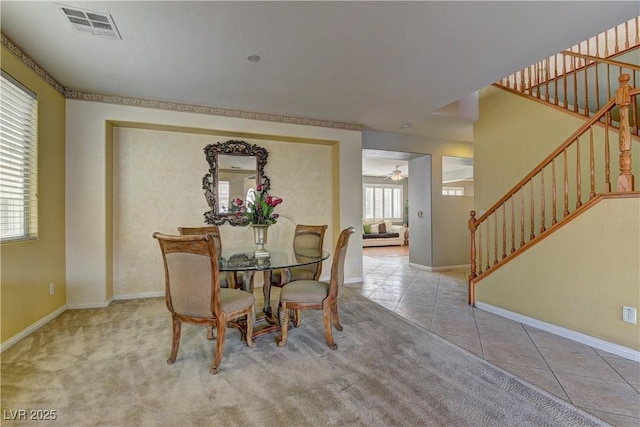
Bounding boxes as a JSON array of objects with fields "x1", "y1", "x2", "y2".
[
  {"x1": 153, "y1": 232, "x2": 255, "y2": 375},
  {"x1": 263, "y1": 224, "x2": 327, "y2": 315},
  {"x1": 277, "y1": 226, "x2": 355, "y2": 350},
  {"x1": 178, "y1": 225, "x2": 247, "y2": 291}
]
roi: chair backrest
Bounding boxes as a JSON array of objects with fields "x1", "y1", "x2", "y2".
[
  {"x1": 327, "y1": 227, "x2": 355, "y2": 300},
  {"x1": 178, "y1": 226, "x2": 222, "y2": 255},
  {"x1": 153, "y1": 232, "x2": 221, "y2": 318},
  {"x1": 292, "y1": 224, "x2": 328, "y2": 280}
]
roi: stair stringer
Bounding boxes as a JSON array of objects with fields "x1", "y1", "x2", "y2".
[{"x1": 474, "y1": 195, "x2": 640, "y2": 352}]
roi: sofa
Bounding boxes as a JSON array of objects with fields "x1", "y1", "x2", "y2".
[{"x1": 362, "y1": 219, "x2": 406, "y2": 247}]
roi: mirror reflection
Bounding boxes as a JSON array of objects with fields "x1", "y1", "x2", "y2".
[
  {"x1": 203, "y1": 139, "x2": 270, "y2": 226},
  {"x1": 217, "y1": 155, "x2": 257, "y2": 214},
  {"x1": 442, "y1": 156, "x2": 474, "y2": 196}
]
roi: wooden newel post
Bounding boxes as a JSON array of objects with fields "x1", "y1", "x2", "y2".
[
  {"x1": 468, "y1": 211, "x2": 477, "y2": 305},
  {"x1": 615, "y1": 73, "x2": 634, "y2": 192}
]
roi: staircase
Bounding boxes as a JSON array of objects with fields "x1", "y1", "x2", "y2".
[
  {"x1": 495, "y1": 17, "x2": 639, "y2": 134},
  {"x1": 468, "y1": 18, "x2": 640, "y2": 306}
]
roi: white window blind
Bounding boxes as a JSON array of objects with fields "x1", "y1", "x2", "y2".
[
  {"x1": 363, "y1": 184, "x2": 403, "y2": 221},
  {"x1": 218, "y1": 181, "x2": 230, "y2": 212},
  {"x1": 1, "y1": 72, "x2": 38, "y2": 242}
]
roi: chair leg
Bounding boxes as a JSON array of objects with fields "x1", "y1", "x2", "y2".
[
  {"x1": 211, "y1": 322, "x2": 226, "y2": 375},
  {"x1": 277, "y1": 304, "x2": 290, "y2": 347},
  {"x1": 167, "y1": 318, "x2": 181, "y2": 364},
  {"x1": 331, "y1": 303, "x2": 343, "y2": 331},
  {"x1": 245, "y1": 308, "x2": 255, "y2": 348},
  {"x1": 322, "y1": 304, "x2": 337, "y2": 350},
  {"x1": 293, "y1": 309, "x2": 302, "y2": 327}
]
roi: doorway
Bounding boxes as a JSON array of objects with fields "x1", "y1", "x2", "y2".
[{"x1": 361, "y1": 149, "x2": 430, "y2": 262}]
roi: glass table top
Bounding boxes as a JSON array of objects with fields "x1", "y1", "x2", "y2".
[{"x1": 218, "y1": 247, "x2": 330, "y2": 272}]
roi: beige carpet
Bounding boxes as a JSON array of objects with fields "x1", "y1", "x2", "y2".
[{"x1": 1, "y1": 289, "x2": 610, "y2": 426}]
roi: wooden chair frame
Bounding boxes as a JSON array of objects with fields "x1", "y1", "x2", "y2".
[
  {"x1": 277, "y1": 227, "x2": 355, "y2": 350},
  {"x1": 263, "y1": 224, "x2": 327, "y2": 316},
  {"x1": 153, "y1": 232, "x2": 255, "y2": 374}
]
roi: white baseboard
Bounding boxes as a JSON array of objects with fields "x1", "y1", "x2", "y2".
[
  {"x1": 344, "y1": 276, "x2": 364, "y2": 285},
  {"x1": 409, "y1": 263, "x2": 468, "y2": 272},
  {"x1": 476, "y1": 302, "x2": 640, "y2": 362},
  {"x1": 66, "y1": 301, "x2": 111, "y2": 309},
  {"x1": 1, "y1": 305, "x2": 67, "y2": 353},
  {"x1": 113, "y1": 291, "x2": 164, "y2": 300}
]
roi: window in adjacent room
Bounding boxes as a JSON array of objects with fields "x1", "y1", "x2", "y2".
[
  {"x1": 0, "y1": 71, "x2": 38, "y2": 242},
  {"x1": 363, "y1": 184, "x2": 403, "y2": 221},
  {"x1": 442, "y1": 186, "x2": 465, "y2": 196}
]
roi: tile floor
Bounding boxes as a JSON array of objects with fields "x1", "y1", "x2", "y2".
[{"x1": 345, "y1": 246, "x2": 640, "y2": 427}]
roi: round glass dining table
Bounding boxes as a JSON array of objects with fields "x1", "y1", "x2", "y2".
[
  {"x1": 218, "y1": 247, "x2": 330, "y2": 274},
  {"x1": 218, "y1": 247, "x2": 330, "y2": 337}
]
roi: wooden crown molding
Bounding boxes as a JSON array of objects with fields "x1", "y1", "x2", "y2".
[{"x1": 2, "y1": 32, "x2": 362, "y2": 132}]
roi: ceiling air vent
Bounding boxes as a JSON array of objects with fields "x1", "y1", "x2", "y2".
[{"x1": 58, "y1": 4, "x2": 121, "y2": 40}]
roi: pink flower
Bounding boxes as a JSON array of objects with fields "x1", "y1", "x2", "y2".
[
  {"x1": 256, "y1": 184, "x2": 263, "y2": 192},
  {"x1": 235, "y1": 198, "x2": 243, "y2": 206},
  {"x1": 271, "y1": 197, "x2": 283, "y2": 207},
  {"x1": 265, "y1": 196, "x2": 273, "y2": 205}
]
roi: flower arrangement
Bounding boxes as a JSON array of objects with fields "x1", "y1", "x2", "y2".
[{"x1": 232, "y1": 184, "x2": 283, "y2": 225}]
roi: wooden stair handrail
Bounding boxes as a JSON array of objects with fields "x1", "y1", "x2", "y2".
[
  {"x1": 561, "y1": 50, "x2": 640, "y2": 72},
  {"x1": 468, "y1": 192, "x2": 640, "y2": 305},
  {"x1": 468, "y1": 78, "x2": 638, "y2": 306},
  {"x1": 473, "y1": 87, "x2": 639, "y2": 226},
  {"x1": 496, "y1": 38, "x2": 639, "y2": 122}
]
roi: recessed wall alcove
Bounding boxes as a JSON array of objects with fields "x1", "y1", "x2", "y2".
[{"x1": 106, "y1": 121, "x2": 342, "y2": 300}]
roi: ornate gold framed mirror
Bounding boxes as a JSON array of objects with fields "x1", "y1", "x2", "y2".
[{"x1": 203, "y1": 140, "x2": 270, "y2": 226}]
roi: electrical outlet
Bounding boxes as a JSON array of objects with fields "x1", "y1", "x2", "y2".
[
  {"x1": 354, "y1": 259, "x2": 360, "y2": 266},
  {"x1": 49, "y1": 283, "x2": 54, "y2": 296},
  {"x1": 622, "y1": 306, "x2": 637, "y2": 324}
]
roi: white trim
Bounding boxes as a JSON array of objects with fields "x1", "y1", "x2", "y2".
[
  {"x1": 409, "y1": 263, "x2": 469, "y2": 272},
  {"x1": 113, "y1": 291, "x2": 164, "y2": 300},
  {"x1": 344, "y1": 277, "x2": 364, "y2": 285},
  {"x1": 0, "y1": 305, "x2": 67, "y2": 353},
  {"x1": 66, "y1": 301, "x2": 111, "y2": 310},
  {"x1": 476, "y1": 302, "x2": 640, "y2": 362}
]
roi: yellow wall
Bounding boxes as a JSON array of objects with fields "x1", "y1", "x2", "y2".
[
  {"x1": 474, "y1": 86, "x2": 639, "y2": 213},
  {"x1": 474, "y1": 86, "x2": 640, "y2": 350},
  {"x1": 476, "y1": 198, "x2": 640, "y2": 350},
  {"x1": 1, "y1": 45, "x2": 66, "y2": 343}
]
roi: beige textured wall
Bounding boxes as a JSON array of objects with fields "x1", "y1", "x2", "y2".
[
  {"x1": 1, "y1": 46, "x2": 67, "y2": 343},
  {"x1": 476, "y1": 198, "x2": 640, "y2": 351},
  {"x1": 66, "y1": 100, "x2": 362, "y2": 307},
  {"x1": 113, "y1": 128, "x2": 333, "y2": 296}
]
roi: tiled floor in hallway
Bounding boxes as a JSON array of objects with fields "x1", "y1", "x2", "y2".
[{"x1": 345, "y1": 246, "x2": 640, "y2": 427}]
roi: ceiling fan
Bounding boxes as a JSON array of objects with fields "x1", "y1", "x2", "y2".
[{"x1": 386, "y1": 165, "x2": 406, "y2": 181}]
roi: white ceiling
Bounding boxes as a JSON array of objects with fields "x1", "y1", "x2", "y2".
[{"x1": 2, "y1": 2, "x2": 636, "y2": 145}]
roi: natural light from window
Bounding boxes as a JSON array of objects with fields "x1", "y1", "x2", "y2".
[
  {"x1": 0, "y1": 72, "x2": 38, "y2": 242},
  {"x1": 363, "y1": 184, "x2": 403, "y2": 220}
]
